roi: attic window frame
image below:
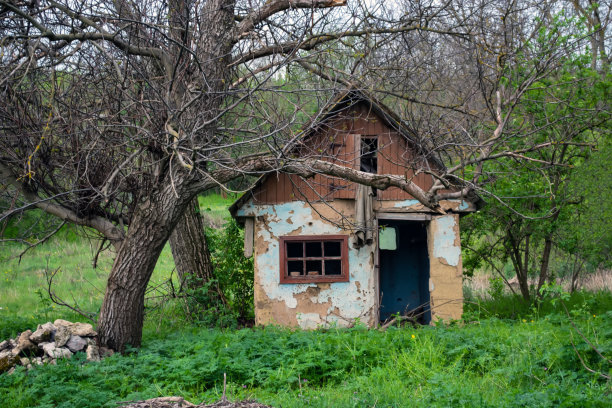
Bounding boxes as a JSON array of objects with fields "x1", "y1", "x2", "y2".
[
  {"x1": 279, "y1": 235, "x2": 349, "y2": 284},
  {"x1": 360, "y1": 136, "x2": 378, "y2": 174}
]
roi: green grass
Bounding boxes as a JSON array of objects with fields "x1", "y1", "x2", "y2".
[
  {"x1": 0, "y1": 194, "x2": 236, "y2": 338},
  {"x1": 1, "y1": 193, "x2": 611, "y2": 407},
  {"x1": 464, "y1": 291, "x2": 612, "y2": 321},
  {"x1": 0, "y1": 314, "x2": 610, "y2": 407},
  {"x1": 198, "y1": 193, "x2": 237, "y2": 226}
]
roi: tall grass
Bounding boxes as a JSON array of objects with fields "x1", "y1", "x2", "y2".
[
  {"x1": 1, "y1": 313, "x2": 610, "y2": 408},
  {"x1": 1, "y1": 193, "x2": 610, "y2": 407},
  {"x1": 0, "y1": 194, "x2": 236, "y2": 338}
]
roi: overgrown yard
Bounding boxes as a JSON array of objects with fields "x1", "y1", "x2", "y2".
[
  {"x1": 1, "y1": 194, "x2": 610, "y2": 407},
  {"x1": 1, "y1": 310, "x2": 611, "y2": 408}
]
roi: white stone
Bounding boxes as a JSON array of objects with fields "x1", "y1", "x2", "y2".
[
  {"x1": 54, "y1": 326, "x2": 71, "y2": 347},
  {"x1": 53, "y1": 319, "x2": 96, "y2": 337},
  {"x1": 65, "y1": 335, "x2": 87, "y2": 352},
  {"x1": 85, "y1": 344, "x2": 100, "y2": 362},
  {"x1": 30, "y1": 322, "x2": 55, "y2": 343}
]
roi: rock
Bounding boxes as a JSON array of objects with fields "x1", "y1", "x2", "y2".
[
  {"x1": 54, "y1": 319, "x2": 97, "y2": 337},
  {"x1": 30, "y1": 322, "x2": 56, "y2": 343},
  {"x1": 86, "y1": 344, "x2": 100, "y2": 362},
  {"x1": 6, "y1": 367, "x2": 15, "y2": 375},
  {"x1": 130, "y1": 397, "x2": 196, "y2": 407},
  {"x1": 54, "y1": 348, "x2": 72, "y2": 359},
  {"x1": 16, "y1": 330, "x2": 36, "y2": 354},
  {"x1": 0, "y1": 350, "x2": 19, "y2": 373},
  {"x1": 71, "y1": 323, "x2": 97, "y2": 337},
  {"x1": 54, "y1": 325, "x2": 71, "y2": 347},
  {"x1": 32, "y1": 357, "x2": 43, "y2": 366},
  {"x1": 40, "y1": 342, "x2": 56, "y2": 356},
  {"x1": 0, "y1": 340, "x2": 10, "y2": 352},
  {"x1": 41, "y1": 342, "x2": 72, "y2": 359},
  {"x1": 19, "y1": 357, "x2": 30, "y2": 366},
  {"x1": 65, "y1": 335, "x2": 87, "y2": 353}
]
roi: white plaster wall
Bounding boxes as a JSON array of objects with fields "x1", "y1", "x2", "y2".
[
  {"x1": 238, "y1": 201, "x2": 377, "y2": 328},
  {"x1": 427, "y1": 214, "x2": 464, "y2": 321}
]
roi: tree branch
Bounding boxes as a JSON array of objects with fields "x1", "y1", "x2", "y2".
[
  {"x1": 235, "y1": 0, "x2": 347, "y2": 40},
  {"x1": 0, "y1": 163, "x2": 126, "y2": 245}
]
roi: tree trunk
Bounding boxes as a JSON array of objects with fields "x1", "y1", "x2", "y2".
[
  {"x1": 509, "y1": 232, "x2": 531, "y2": 301},
  {"x1": 97, "y1": 179, "x2": 197, "y2": 351},
  {"x1": 536, "y1": 236, "x2": 554, "y2": 296},
  {"x1": 169, "y1": 197, "x2": 215, "y2": 291}
]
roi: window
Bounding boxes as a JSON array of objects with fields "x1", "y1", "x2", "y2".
[
  {"x1": 360, "y1": 137, "x2": 378, "y2": 173},
  {"x1": 360, "y1": 136, "x2": 378, "y2": 196},
  {"x1": 280, "y1": 235, "x2": 349, "y2": 283}
]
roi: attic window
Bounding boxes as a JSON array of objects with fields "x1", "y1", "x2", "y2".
[
  {"x1": 360, "y1": 137, "x2": 378, "y2": 174},
  {"x1": 280, "y1": 235, "x2": 349, "y2": 283}
]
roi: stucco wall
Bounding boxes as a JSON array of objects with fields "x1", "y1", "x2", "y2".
[
  {"x1": 236, "y1": 199, "x2": 465, "y2": 327},
  {"x1": 427, "y1": 214, "x2": 464, "y2": 321},
  {"x1": 238, "y1": 200, "x2": 378, "y2": 329}
]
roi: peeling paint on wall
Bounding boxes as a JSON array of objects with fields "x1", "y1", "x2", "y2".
[
  {"x1": 427, "y1": 214, "x2": 464, "y2": 321},
  {"x1": 247, "y1": 200, "x2": 377, "y2": 329},
  {"x1": 241, "y1": 198, "x2": 466, "y2": 328},
  {"x1": 432, "y1": 215, "x2": 461, "y2": 266},
  {"x1": 393, "y1": 199, "x2": 420, "y2": 208}
]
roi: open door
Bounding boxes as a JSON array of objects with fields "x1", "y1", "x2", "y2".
[{"x1": 378, "y1": 220, "x2": 431, "y2": 324}]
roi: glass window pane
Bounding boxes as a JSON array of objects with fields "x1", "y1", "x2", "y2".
[
  {"x1": 305, "y1": 241, "x2": 322, "y2": 257},
  {"x1": 324, "y1": 260, "x2": 342, "y2": 275},
  {"x1": 324, "y1": 241, "x2": 341, "y2": 257},
  {"x1": 305, "y1": 260, "x2": 322, "y2": 276},
  {"x1": 286, "y1": 242, "x2": 303, "y2": 258},
  {"x1": 288, "y1": 260, "x2": 303, "y2": 276}
]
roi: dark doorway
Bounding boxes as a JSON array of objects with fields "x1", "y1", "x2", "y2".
[{"x1": 378, "y1": 220, "x2": 431, "y2": 324}]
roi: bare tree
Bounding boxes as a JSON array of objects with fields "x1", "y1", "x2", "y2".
[
  {"x1": 0, "y1": 0, "x2": 607, "y2": 350},
  {"x1": 0, "y1": 0, "x2": 463, "y2": 351}
]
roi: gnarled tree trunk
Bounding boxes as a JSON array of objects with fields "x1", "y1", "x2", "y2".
[
  {"x1": 169, "y1": 197, "x2": 215, "y2": 291},
  {"x1": 97, "y1": 177, "x2": 197, "y2": 351}
]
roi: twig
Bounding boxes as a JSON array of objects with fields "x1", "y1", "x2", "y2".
[
  {"x1": 45, "y1": 263, "x2": 97, "y2": 322},
  {"x1": 298, "y1": 374, "x2": 303, "y2": 397},
  {"x1": 222, "y1": 372, "x2": 228, "y2": 402},
  {"x1": 569, "y1": 332, "x2": 610, "y2": 380},
  {"x1": 562, "y1": 301, "x2": 611, "y2": 364}
]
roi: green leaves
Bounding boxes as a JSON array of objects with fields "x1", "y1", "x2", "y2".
[{"x1": 1, "y1": 312, "x2": 610, "y2": 407}]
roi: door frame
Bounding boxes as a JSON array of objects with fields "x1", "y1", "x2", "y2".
[{"x1": 375, "y1": 213, "x2": 432, "y2": 324}]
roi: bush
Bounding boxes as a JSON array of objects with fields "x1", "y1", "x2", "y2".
[
  {"x1": 1, "y1": 315, "x2": 610, "y2": 408},
  {"x1": 206, "y1": 219, "x2": 254, "y2": 323}
]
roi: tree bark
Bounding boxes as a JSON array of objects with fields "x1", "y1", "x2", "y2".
[
  {"x1": 169, "y1": 197, "x2": 215, "y2": 291},
  {"x1": 97, "y1": 176, "x2": 197, "y2": 351},
  {"x1": 536, "y1": 236, "x2": 554, "y2": 296}
]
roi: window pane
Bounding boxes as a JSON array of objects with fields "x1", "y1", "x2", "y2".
[
  {"x1": 286, "y1": 242, "x2": 303, "y2": 258},
  {"x1": 324, "y1": 241, "x2": 341, "y2": 257},
  {"x1": 305, "y1": 241, "x2": 322, "y2": 257},
  {"x1": 306, "y1": 260, "x2": 322, "y2": 276},
  {"x1": 288, "y1": 261, "x2": 303, "y2": 276},
  {"x1": 325, "y1": 260, "x2": 342, "y2": 275}
]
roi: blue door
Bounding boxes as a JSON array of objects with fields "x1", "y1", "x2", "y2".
[{"x1": 379, "y1": 220, "x2": 430, "y2": 323}]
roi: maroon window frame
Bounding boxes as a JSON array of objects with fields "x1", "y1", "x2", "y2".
[{"x1": 279, "y1": 235, "x2": 349, "y2": 283}]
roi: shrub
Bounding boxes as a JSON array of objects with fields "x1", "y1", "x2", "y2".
[{"x1": 206, "y1": 219, "x2": 254, "y2": 323}]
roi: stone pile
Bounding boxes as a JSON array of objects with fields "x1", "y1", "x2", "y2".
[{"x1": 0, "y1": 319, "x2": 112, "y2": 374}]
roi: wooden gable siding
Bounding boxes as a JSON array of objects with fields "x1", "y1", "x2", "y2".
[{"x1": 251, "y1": 103, "x2": 435, "y2": 204}]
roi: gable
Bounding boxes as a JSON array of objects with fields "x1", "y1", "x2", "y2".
[{"x1": 249, "y1": 101, "x2": 441, "y2": 204}]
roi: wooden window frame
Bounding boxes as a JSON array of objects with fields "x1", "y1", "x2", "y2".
[
  {"x1": 360, "y1": 136, "x2": 378, "y2": 174},
  {"x1": 279, "y1": 235, "x2": 349, "y2": 284}
]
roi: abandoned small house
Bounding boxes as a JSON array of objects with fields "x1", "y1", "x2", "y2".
[{"x1": 230, "y1": 90, "x2": 481, "y2": 329}]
